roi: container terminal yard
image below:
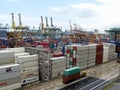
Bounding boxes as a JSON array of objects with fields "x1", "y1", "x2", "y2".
[{"x1": 0, "y1": 13, "x2": 120, "y2": 90}]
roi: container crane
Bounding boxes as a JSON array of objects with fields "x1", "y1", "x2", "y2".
[
  {"x1": 18, "y1": 13, "x2": 22, "y2": 29},
  {"x1": 11, "y1": 13, "x2": 16, "y2": 30},
  {"x1": 40, "y1": 16, "x2": 61, "y2": 39}
]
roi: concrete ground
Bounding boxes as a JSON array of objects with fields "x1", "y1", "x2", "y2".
[
  {"x1": 107, "y1": 77, "x2": 120, "y2": 90},
  {"x1": 22, "y1": 60, "x2": 120, "y2": 90}
]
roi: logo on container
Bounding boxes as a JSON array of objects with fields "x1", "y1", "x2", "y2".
[{"x1": 6, "y1": 67, "x2": 12, "y2": 72}]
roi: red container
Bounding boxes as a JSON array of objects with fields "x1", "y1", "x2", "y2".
[
  {"x1": 52, "y1": 52, "x2": 64, "y2": 57},
  {"x1": 66, "y1": 49, "x2": 70, "y2": 53},
  {"x1": 73, "y1": 58, "x2": 76, "y2": 66},
  {"x1": 96, "y1": 44, "x2": 103, "y2": 52},
  {"x1": 63, "y1": 72, "x2": 80, "y2": 84},
  {"x1": 96, "y1": 44, "x2": 103, "y2": 65},
  {"x1": 73, "y1": 46, "x2": 77, "y2": 50},
  {"x1": 63, "y1": 76, "x2": 69, "y2": 84},
  {"x1": 40, "y1": 42, "x2": 50, "y2": 48}
]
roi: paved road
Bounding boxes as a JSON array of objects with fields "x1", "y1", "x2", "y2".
[
  {"x1": 59, "y1": 77, "x2": 105, "y2": 90},
  {"x1": 108, "y1": 77, "x2": 120, "y2": 90}
]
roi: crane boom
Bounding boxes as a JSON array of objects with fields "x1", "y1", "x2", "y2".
[
  {"x1": 11, "y1": 13, "x2": 16, "y2": 29},
  {"x1": 18, "y1": 13, "x2": 22, "y2": 29}
]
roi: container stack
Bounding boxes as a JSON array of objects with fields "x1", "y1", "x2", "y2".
[
  {"x1": 39, "y1": 49, "x2": 52, "y2": 81},
  {"x1": 66, "y1": 45, "x2": 78, "y2": 68},
  {"x1": 25, "y1": 47, "x2": 52, "y2": 81},
  {"x1": 87, "y1": 44, "x2": 96, "y2": 67},
  {"x1": 103, "y1": 47, "x2": 109, "y2": 63},
  {"x1": 16, "y1": 55, "x2": 39, "y2": 85},
  {"x1": 0, "y1": 51, "x2": 15, "y2": 65},
  {"x1": 66, "y1": 45, "x2": 89, "y2": 69},
  {"x1": 96, "y1": 44, "x2": 103, "y2": 65},
  {"x1": 103, "y1": 43, "x2": 117, "y2": 61},
  {"x1": 66, "y1": 45, "x2": 71, "y2": 68},
  {"x1": 76, "y1": 45, "x2": 88, "y2": 69},
  {"x1": 14, "y1": 52, "x2": 30, "y2": 60},
  {"x1": 6, "y1": 47, "x2": 25, "y2": 54},
  {"x1": 63, "y1": 67, "x2": 80, "y2": 84},
  {"x1": 0, "y1": 64, "x2": 21, "y2": 90},
  {"x1": 108, "y1": 43, "x2": 117, "y2": 60},
  {"x1": 50, "y1": 57, "x2": 66, "y2": 79},
  {"x1": 25, "y1": 47, "x2": 32, "y2": 54}
]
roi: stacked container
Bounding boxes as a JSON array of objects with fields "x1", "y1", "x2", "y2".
[
  {"x1": 6, "y1": 47, "x2": 25, "y2": 54},
  {"x1": 103, "y1": 47, "x2": 109, "y2": 63},
  {"x1": 25, "y1": 47, "x2": 52, "y2": 81},
  {"x1": 66, "y1": 45, "x2": 88, "y2": 69},
  {"x1": 0, "y1": 51, "x2": 15, "y2": 65},
  {"x1": 66, "y1": 45, "x2": 78, "y2": 68},
  {"x1": 0, "y1": 64, "x2": 21, "y2": 90},
  {"x1": 29, "y1": 47, "x2": 66, "y2": 80},
  {"x1": 50, "y1": 57, "x2": 66, "y2": 79},
  {"x1": 66, "y1": 45, "x2": 71, "y2": 68},
  {"x1": 14, "y1": 52, "x2": 30, "y2": 62},
  {"x1": 16, "y1": 55, "x2": 39, "y2": 85},
  {"x1": 87, "y1": 44, "x2": 96, "y2": 67},
  {"x1": 76, "y1": 45, "x2": 88, "y2": 69},
  {"x1": 39, "y1": 49, "x2": 52, "y2": 81},
  {"x1": 63, "y1": 67, "x2": 80, "y2": 84},
  {"x1": 96, "y1": 44, "x2": 103, "y2": 65},
  {"x1": 103, "y1": 43, "x2": 117, "y2": 61}
]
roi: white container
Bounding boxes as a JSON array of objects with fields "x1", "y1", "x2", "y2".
[
  {"x1": 0, "y1": 71, "x2": 21, "y2": 81},
  {"x1": 0, "y1": 51, "x2": 15, "y2": 65},
  {"x1": 0, "y1": 64, "x2": 20, "y2": 75},
  {"x1": 15, "y1": 52, "x2": 30, "y2": 58},
  {"x1": 52, "y1": 67, "x2": 65, "y2": 74},
  {"x1": 77, "y1": 46, "x2": 89, "y2": 51},
  {"x1": 16, "y1": 55, "x2": 38, "y2": 64},
  {"x1": 21, "y1": 76, "x2": 39, "y2": 85},
  {"x1": 52, "y1": 62, "x2": 66, "y2": 69},
  {"x1": 21, "y1": 70, "x2": 39, "y2": 79},
  {"x1": 0, "y1": 51, "x2": 14, "y2": 58},
  {"x1": 50, "y1": 57, "x2": 66, "y2": 64},
  {"x1": 0, "y1": 76, "x2": 21, "y2": 87},
  {"x1": 21, "y1": 61, "x2": 38, "y2": 68},
  {"x1": 0, "y1": 83, "x2": 21, "y2": 90},
  {"x1": 103, "y1": 58, "x2": 108, "y2": 63},
  {"x1": 21, "y1": 66, "x2": 38, "y2": 73},
  {"x1": 6, "y1": 47, "x2": 25, "y2": 53},
  {"x1": 0, "y1": 58, "x2": 15, "y2": 65}
]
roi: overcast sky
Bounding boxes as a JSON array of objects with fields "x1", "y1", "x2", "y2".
[{"x1": 0, "y1": 0, "x2": 120, "y2": 33}]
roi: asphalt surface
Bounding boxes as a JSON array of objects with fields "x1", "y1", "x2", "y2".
[
  {"x1": 59, "y1": 77, "x2": 105, "y2": 90},
  {"x1": 108, "y1": 77, "x2": 120, "y2": 90}
]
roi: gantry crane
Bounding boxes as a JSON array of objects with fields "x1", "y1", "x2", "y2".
[
  {"x1": 8, "y1": 13, "x2": 29, "y2": 47},
  {"x1": 40, "y1": 16, "x2": 61, "y2": 39}
]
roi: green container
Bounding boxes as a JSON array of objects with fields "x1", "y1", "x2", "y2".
[
  {"x1": 64, "y1": 67, "x2": 80, "y2": 76},
  {"x1": 70, "y1": 50, "x2": 73, "y2": 54},
  {"x1": 49, "y1": 42, "x2": 54, "y2": 49},
  {"x1": 69, "y1": 61, "x2": 73, "y2": 65}
]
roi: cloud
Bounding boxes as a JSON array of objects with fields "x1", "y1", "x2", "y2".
[
  {"x1": 49, "y1": 0, "x2": 120, "y2": 33},
  {"x1": 50, "y1": 7, "x2": 70, "y2": 14}
]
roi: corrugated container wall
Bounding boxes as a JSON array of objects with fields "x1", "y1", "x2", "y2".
[{"x1": 96, "y1": 44, "x2": 103, "y2": 65}]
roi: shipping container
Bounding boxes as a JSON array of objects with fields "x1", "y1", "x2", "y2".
[{"x1": 21, "y1": 76, "x2": 39, "y2": 85}]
